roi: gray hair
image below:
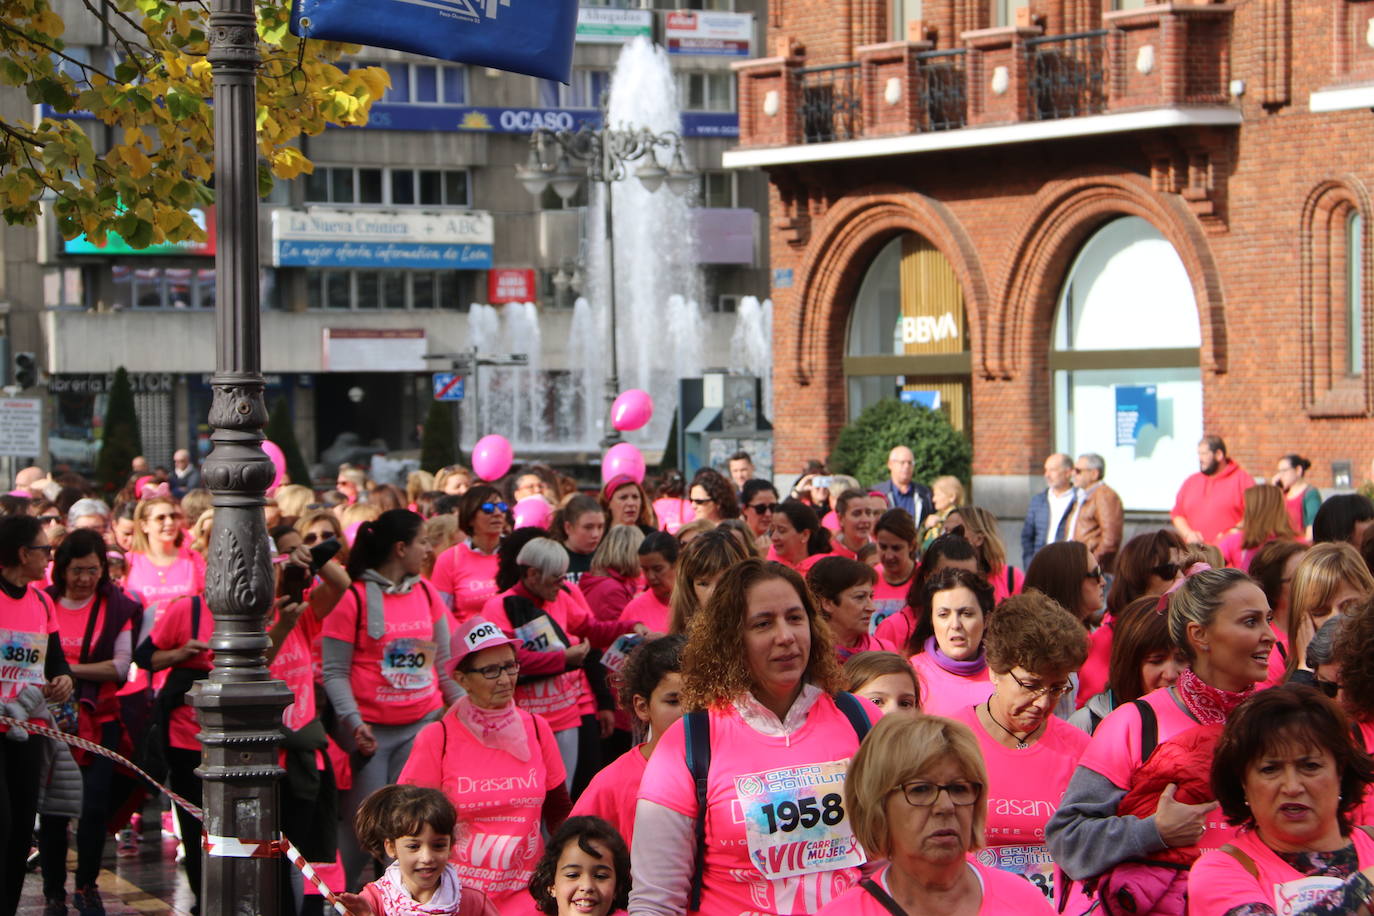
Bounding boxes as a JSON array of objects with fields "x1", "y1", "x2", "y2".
[
  {"x1": 516, "y1": 537, "x2": 569, "y2": 579},
  {"x1": 1308, "y1": 616, "x2": 1344, "y2": 668},
  {"x1": 67, "y1": 498, "x2": 110, "y2": 527},
  {"x1": 1078, "y1": 453, "x2": 1106, "y2": 477},
  {"x1": 1167, "y1": 567, "x2": 1256, "y2": 662}
]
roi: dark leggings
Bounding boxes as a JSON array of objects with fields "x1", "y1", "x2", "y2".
[
  {"x1": 167, "y1": 747, "x2": 203, "y2": 908},
  {"x1": 1, "y1": 738, "x2": 44, "y2": 916},
  {"x1": 39, "y1": 721, "x2": 125, "y2": 897}
]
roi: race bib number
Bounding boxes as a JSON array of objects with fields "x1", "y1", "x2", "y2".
[
  {"x1": 976, "y1": 844, "x2": 1056, "y2": 900},
  {"x1": 0, "y1": 628, "x2": 46, "y2": 692},
  {"x1": 514, "y1": 616, "x2": 566, "y2": 653},
  {"x1": 735, "y1": 759, "x2": 866, "y2": 880},
  {"x1": 600, "y1": 634, "x2": 642, "y2": 674},
  {"x1": 1273, "y1": 876, "x2": 1344, "y2": 916},
  {"x1": 380, "y1": 638, "x2": 436, "y2": 690}
]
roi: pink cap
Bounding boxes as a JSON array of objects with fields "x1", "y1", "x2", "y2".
[
  {"x1": 601, "y1": 473, "x2": 637, "y2": 503},
  {"x1": 451, "y1": 616, "x2": 520, "y2": 669}
]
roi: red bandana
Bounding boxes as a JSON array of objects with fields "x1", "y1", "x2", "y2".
[{"x1": 1175, "y1": 667, "x2": 1255, "y2": 725}]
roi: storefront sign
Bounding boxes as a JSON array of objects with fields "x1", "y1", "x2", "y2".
[
  {"x1": 488, "y1": 269, "x2": 537, "y2": 304},
  {"x1": 1114, "y1": 385, "x2": 1158, "y2": 446},
  {"x1": 49, "y1": 373, "x2": 177, "y2": 394},
  {"x1": 900, "y1": 313, "x2": 959, "y2": 346},
  {"x1": 323, "y1": 328, "x2": 427, "y2": 372},
  {"x1": 576, "y1": 8, "x2": 652, "y2": 43},
  {"x1": 0, "y1": 399, "x2": 42, "y2": 457},
  {"x1": 664, "y1": 11, "x2": 753, "y2": 56},
  {"x1": 361, "y1": 105, "x2": 737, "y2": 138},
  {"x1": 63, "y1": 207, "x2": 216, "y2": 257},
  {"x1": 272, "y1": 208, "x2": 493, "y2": 270}
]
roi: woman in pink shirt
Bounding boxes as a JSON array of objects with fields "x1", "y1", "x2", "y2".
[
  {"x1": 601, "y1": 474, "x2": 658, "y2": 533},
  {"x1": 1188, "y1": 685, "x2": 1374, "y2": 916},
  {"x1": 767, "y1": 500, "x2": 833, "y2": 574},
  {"x1": 951, "y1": 592, "x2": 1090, "y2": 905},
  {"x1": 944, "y1": 506, "x2": 1023, "y2": 602},
  {"x1": 806, "y1": 557, "x2": 892, "y2": 662},
  {"x1": 816, "y1": 714, "x2": 1053, "y2": 915},
  {"x1": 1218, "y1": 484, "x2": 1298, "y2": 573},
  {"x1": 322, "y1": 509, "x2": 463, "y2": 889},
  {"x1": 620, "y1": 532, "x2": 676, "y2": 634},
  {"x1": 400, "y1": 616, "x2": 571, "y2": 915},
  {"x1": 124, "y1": 496, "x2": 205, "y2": 647},
  {"x1": 871, "y1": 510, "x2": 919, "y2": 634},
  {"x1": 874, "y1": 535, "x2": 979, "y2": 650},
  {"x1": 431, "y1": 485, "x2": 508, "y2": 624},
  {"x1": 829, "y1": 489, "x2": 876, "y2": 561},
  {"x1": 630, "y1": 559, "x2": 880, "y2": 915},
  {"x1": 652, "y1": 469, "x2": 693, "y2": 536},
  {"x1": 904, "y1": 567, "x2": 997, "y2": 719},
  {"x1": 1283, "y1": 543, "x2": 1373, "y2": 679},
  {"x1": 580, "y1": 525, "x2": 646, "y2": 622},
  {"x1": 667, "y1": 529, "x2": 747, "y2": 634}
]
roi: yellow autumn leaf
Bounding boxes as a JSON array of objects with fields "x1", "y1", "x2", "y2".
[
  {"x1": 121, "y1": 143, "x2": 153, "y2": 178},
  {"x1": 353, "y1": 66, "x2": 390, "y2": 101}
]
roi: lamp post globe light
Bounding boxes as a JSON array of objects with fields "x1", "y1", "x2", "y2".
[{"x1": 515, "y1": 115, "x2": 696, "y2": 448}]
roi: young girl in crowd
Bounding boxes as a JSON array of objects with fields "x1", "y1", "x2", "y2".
[
  {"x1": 335, "y1": 785, "x2": 498, "y2": 916},
  {"x1": 571, "y1": 635, "x2": 686, "y2": 847},
  {"x1": 843, "y1": 650, "x2": 921, "y2": 718},
  {"x1": 871, "y1": 509, "x2": 920, "y2": 632},
  {"x1": 618, "y1": 532, "x2": 676, "y2": 633},
  {"x1": 527, "y1": 817, "x2": 631, "y2": 916}
]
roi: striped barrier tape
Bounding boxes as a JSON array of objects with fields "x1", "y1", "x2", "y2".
[{"x1": 0, "y1": 714, "x2": 348, "y2": 915}]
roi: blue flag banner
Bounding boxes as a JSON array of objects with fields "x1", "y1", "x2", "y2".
[{"x1": 290, "y1": 0, "x2": 577, "y2": 83}]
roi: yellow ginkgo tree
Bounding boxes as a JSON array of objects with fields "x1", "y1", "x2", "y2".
[{"x1": 0, "y1": 0, "x2": 389, "y2": 248}]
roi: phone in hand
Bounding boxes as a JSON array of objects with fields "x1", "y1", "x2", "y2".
[{"x1": 280, "y1": 563, "x2": 308, "y2": 604}]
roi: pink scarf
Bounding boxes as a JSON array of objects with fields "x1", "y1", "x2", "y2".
[
  {"x1": 1175, "y1": 667, "x2": 1254, "y2": 725},
  {"x1": 453, "y1": 695, "x2": 530, "y2": 762},
  {"x1": 375, "y1": 862, "x2": 462, "y2": 916}
]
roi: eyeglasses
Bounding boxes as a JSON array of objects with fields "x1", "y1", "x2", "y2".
[
  {"x1": 690, "y1": 497, "x2": 714, "y2": 506},
  {"x1": 748, "y1": 502, "x2": 780, "y2": 515},
  {"x1": 302, "y1": 532, "x2": 337, "y2": 546},
  {"x1": 1085, "y1": 567, "x2": 1104, "y2": 581},
  {"x1": 1009, "y1": 670, "x2": 1074, "y2": 700},
  {"x1": 1151, "y1": 562, "x2": 1180, "y2": 581},
  {"x1": 37, "y1": 515, "x2": 61, "y2": 525},
  {"x1": 24, "y1": 543, "x2": 53, "y2": 555},
  {"x1": 479, "y1": 502, "x2": 510, "y2": 514},
  {"x1": 896, "y1": 781, "x2": 981, "y2": 807},
  {"x1": 470, "y1": 661, "x2": 519, "y2": 680},
  {"x1": 1315, "y1": 678, "x2": 1341, "y2": 699}
]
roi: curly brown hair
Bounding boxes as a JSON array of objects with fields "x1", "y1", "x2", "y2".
[
  {"x1": 984, "y1": 591, "x2": 1089, "y2": 675},
  {"x1": 1334, "y1": 593, "x2": 1374, "y2": 720},
  {"x1": 681, "y1": 558, "x2": 844, "y2": 712}
]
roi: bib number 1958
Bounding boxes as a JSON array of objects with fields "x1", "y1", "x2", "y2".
[{"x1": 759, "y1": 794, "x2": 846, "y2": 834}]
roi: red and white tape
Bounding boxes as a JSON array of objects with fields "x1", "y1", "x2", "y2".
[{"x1": 0, "y1": 714, "x2": 348, "y2": 915}]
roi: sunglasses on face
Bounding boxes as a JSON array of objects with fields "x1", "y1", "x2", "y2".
[
  {"x1": 37, "y1": 515, "x2": 61, "y2": 525},
  {"x1": 748, "y1": 502, "x2": 780, "y2": 514},
  {"x1": 1315, "y1": 678, "x2": 1341, "y2": 699},
  {"x1": 302, "y1": 532, "x2": 337, "y2": 546},
  {"x1": 1085, "y1": 567, "x2": 1104, "y2": 581},
  {"x1": 479, "y1": 502, "x2": 509, "y2": 514},
  {"x1": 1151, "y1": 562, "x2": 1180, "y2": 580},
  {"x1": 690, "y1": 497, "x2": 714, "y2": 506},
  {"x1": 24, "y1": 543, "x2": 53, "y2": 555}
]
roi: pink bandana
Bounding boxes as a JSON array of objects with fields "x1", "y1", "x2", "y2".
[
  {"x1": 1175, "y1": 667, "x2": 1255, "y2": 725},
  {"x1": 453, "y1": 695, "x2": 530, "y2": 762},
  {"x1": 376, "y1": 862, "x2": 462, "y2": 916}
]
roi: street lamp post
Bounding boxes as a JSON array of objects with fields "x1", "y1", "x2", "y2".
[
  {"x1": 515, "y1": 115, "x2": 695, "y2": 449},
  {"x1": 196, "y1": 1, "x2": 293, "y2": 915}
]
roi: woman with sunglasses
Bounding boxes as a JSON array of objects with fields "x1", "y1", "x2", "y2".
[
  {"x1": 816, "y1": 714, "x2": 1054, "y2": 915},
  {"x1": 687, "y1": 467, "x2": 739, "y2": 525},
  {"x1": 0, "y1": 514, "x2": 73, "y2": 916},
  {"x1": 432, "y1": 485, "x2": 510, "y2": 624}
]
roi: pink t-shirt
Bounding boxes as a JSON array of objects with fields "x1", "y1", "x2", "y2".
[
  {"x1": 1172, "y1": 460, "x2": 1251, "y2": 545},
  {"x1": 815, "y1": 861, "x2": 1055, "y2": 915},
  {"x1": 1077, "y1": 618, "x2": 1115, "y2": 708},
  {"x1": 989, "y1": 566, "x2": 1024, "y2": 604},
  {"x1": 951, "y1": 706, "x2": 1089, "y2": 905},
  {"x1": 270, "y1": 607, "x2": 320, "y2": 733},
  {"x1": 1188, "y1": 826, "x2": 1374, "y2": 915},
  {"x1": 1264, "y1": 626, "x2": 1291, "y2": 687},
  {"x1": 149, "y1": 595, "x2": 215, "y2": 751},
  {"x1": 55, "y1": 594, "x2": 132, "y2": 724},
  {"x1": 0, "y1": 586, "x2": 58, "y2": 732},
  {"x1": 910, "y1": 652, "x2": 995, "y2": 718},
  {"x1": 431, "y1": 542, "x2": 501, "y2": 624},
  {"x1": 835, "y1": 632, "x2": 894, "y2": 663},
  {"x1": 398, "y1": 707, "x2": 565, "y2": 916},
  {"x1": 1077, "y1": 686, "x2": 1236, "y2": 851},
  {"x1": 570, "y1": 744, "x2": 649, "y2": 849},
  {"x1": 870, "y1": 577, "x2": 911, "y2": 634},
  {"x1": 874, "y1": 607, "x2": 917, "y2": 653},
  {"x1": 320, "y1": 582, "x2": 446, "y2": 726},
  {"x1": 125, "y1": 548, "x2": 206, "y2": 619},
  {"x1": 620, "y1": 589, "x2": 670, "y2": 634},
  {"x1": 638, "y1": 694, "x2": 880, "y2": 915},
  {"x1": 480, "y1": 586, "x2": 593, "y2": 733},
  {"x1": 654, "y1": 497, "x2": 694, "y2": 535}
]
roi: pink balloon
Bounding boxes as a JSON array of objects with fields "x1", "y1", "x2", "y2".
[
  {"x1": 512, "y1": 496, "x2": 553, "y2": 530},
  {"x1": 262, "y1": 440, "x2": 286, "y2": 495},
  {"x1": 601, "y1": 442, "x2": 646, "y2": 485},
  {"x1": 611, "y1": 389, "x2": 654, "y2": 432},
  {"x1": 471, "y1": 434, "x2": 514, "y2": 482}
]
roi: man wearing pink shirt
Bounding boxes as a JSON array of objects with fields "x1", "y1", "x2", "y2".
[{"x1": 1171, "y1": 435, "x2": 1252, "y2": 545}]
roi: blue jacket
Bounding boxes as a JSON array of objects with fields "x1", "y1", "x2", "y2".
[
  {"x1": 874, "y1": 478, "x2": 934, "y2": 527},
  {"x1": 1021, "y1": 489, "x2": 1052, "y2": 562}
]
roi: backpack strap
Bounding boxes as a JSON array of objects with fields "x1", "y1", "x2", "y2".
[
  {"x1": 684, "y1": 709, "x2": 711, "y2": 912},
  {"x1": 1007, "y1": 564, "x2": 1014, "y2": 594},
  {"x1": 1218, "y1": 843, "x2": 1259, "y2": 880},
  {"x1": 833, "y1": 691, "x2": 873, "y2": 744},
  {"x1": 190, "y1": 596, "x2": 202, "y2": 640},
  {"x1": 79, "y1": 592, "x2": 103, "y2": 665},
  {"x1": 1132, "y1": 697, "x2": 1159, "y2": 763},
  {"x1": 859, "y1": 878, "x2": 908, "y2": 916}
]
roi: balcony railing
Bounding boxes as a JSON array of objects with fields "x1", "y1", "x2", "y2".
[
  {"x1": 916, "y1": 49, "x2": 968, "y2": 132},
  {"x1": 797, "y1": 63, "x2": 862, "y2": 143},
  {"x1": 1024, "y1": 30, "x2": 1108, "y2": 120}
]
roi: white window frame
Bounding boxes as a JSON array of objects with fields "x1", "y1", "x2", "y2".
[{"x1": 304, "y1": 166, "x2": 472, "y2": 208}]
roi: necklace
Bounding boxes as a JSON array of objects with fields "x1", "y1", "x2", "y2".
[{"x1": 983, "y1": 700, "x2": 1035, "y2": 749}]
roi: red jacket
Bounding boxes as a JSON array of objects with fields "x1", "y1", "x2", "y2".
[{"x1": 1116, "y1": 722, "x2": 1224, "y2": 867}]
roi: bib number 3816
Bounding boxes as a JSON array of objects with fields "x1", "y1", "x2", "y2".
[{"x1": 735, "y1": 759, "x2": 866, "y2": 880}]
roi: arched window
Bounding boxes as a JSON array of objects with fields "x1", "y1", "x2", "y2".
[
  {"x1": 1051, "y1": 216, "x2": 1202, "y2": 511},
  {"x1": 1301, "y1": 182, "x2": 1369, "y2": 415}
]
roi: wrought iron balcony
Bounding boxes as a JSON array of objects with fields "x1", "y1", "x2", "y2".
[
  {"x1": 797, "y1": 62, "x2": 863, "y2": 143},
  {"x1": 1025, "y1": 30, "x2": 1108, "y2": 120},
  {"x1": 916, "y1": 49, "x2": 968, "y2": 132}
]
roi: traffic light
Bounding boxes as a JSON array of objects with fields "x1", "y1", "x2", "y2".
[{"x1": 12, "y1": 352, "x2": 36, "y2": 388}]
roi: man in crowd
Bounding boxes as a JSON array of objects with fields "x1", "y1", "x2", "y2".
[
  {"x1": 1021, "y1": 453, "x2": 1076, "y2": 563},
  {"x1": 727, "y1": 451, "x2": 756, "y2": 492},
  {"x1": 170, "y1": 448, "x2": 202, "y2": 498},
  {"x1": 874, "y1": 445, "x2": 933, "y2": 527},
  {"x1": 1173, "y1": 434, "x2": 1250, "y2": 544},
  {"x1": 1069, "y1": 452, "x2": 1123, "y2": 573}
]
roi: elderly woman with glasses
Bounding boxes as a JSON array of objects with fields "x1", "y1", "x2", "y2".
[
  {"x1": 431, "y1": 484, "x2": 510, "y2": 624},
  {"x1": 816, "y1": 715, "x2": 1054, "y2": 914}
]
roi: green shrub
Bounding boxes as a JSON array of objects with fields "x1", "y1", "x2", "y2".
[
  {"x1": 828, "y1": 398, "x2": 971, "y2": 489},
  {"x1": 420, "y1": 400, "x2": 458, "y2": 473},
  {"x1": 265, "y1": 395, "x2": 312, "y2": 487},
  {"x1": 94, "y1": 367, "x2": 143, "y2": 497}
]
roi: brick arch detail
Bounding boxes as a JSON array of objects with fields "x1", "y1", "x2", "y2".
[
  {"x1": 992, "y1": 169, "x2": 1228, "y2": 380},
  {"x1": 790, "y1": 190, "x2": 992, "y2": 389}
]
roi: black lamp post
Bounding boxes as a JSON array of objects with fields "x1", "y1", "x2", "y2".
[{"x1": 514, "y1": 116, "x2": 695, "y2": 448}]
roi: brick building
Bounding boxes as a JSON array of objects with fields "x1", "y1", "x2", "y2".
[{"x1": 725, "y1": 0, "x2": 1374, "y2": 518}]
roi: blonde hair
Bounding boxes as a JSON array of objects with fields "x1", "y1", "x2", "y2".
[
  {"x1": 190, "y1": 509, "x2": 215, "y2": 556},
  {"x1": 130, "y1": 498, "x2": 184, "y2": 553},
  {"x1": 294, "y1": 509, "x2": 342, "y2": 540},
  {"x1": 674, "y1": 518, "x2": 715, "y2": 545},
  {"x1": 1167, "y1": 567, "x2": 1256, "y2": 663},
  {"x1": 273, "y1": 484, "x2": 314, "y2": 521},
  {"x1": 590, "y1": 523, "x2": 645, "y2": 579},
  {"x1": 433, "y1": 465, "x2": 472, "y2": 493},
  {"x1": 845, "y1": 714, "x2": 988, "y2": 859},
  {"x1": 337, "y1": 466, "x2": 368, "y2": 492},
  {"x1": 931, "y1": 476, "x2": 965, "y2": 505},
  {"x1": 422, "y1": 514, "x2": 459, "y2": 577},
  {"x1": 951, "y1": 505, "x2": 1007, "y2": 575},
  {"x1": 406, "y1": 470, "x2": 436, "y2": 505},
  {"x1": 1287, "y1": 541, "x2": 1374, "y2": 675},
  {"x1": 340, "y1": 502, "x2": 381, "y2": 527}
]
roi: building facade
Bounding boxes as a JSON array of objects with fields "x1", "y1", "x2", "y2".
[
  {"x1": 726, "y1": 0, "x2": 1374, "y2": 514},
  {"x1": 0, "y1": 0, "x2": 771, "y2": 475}
]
